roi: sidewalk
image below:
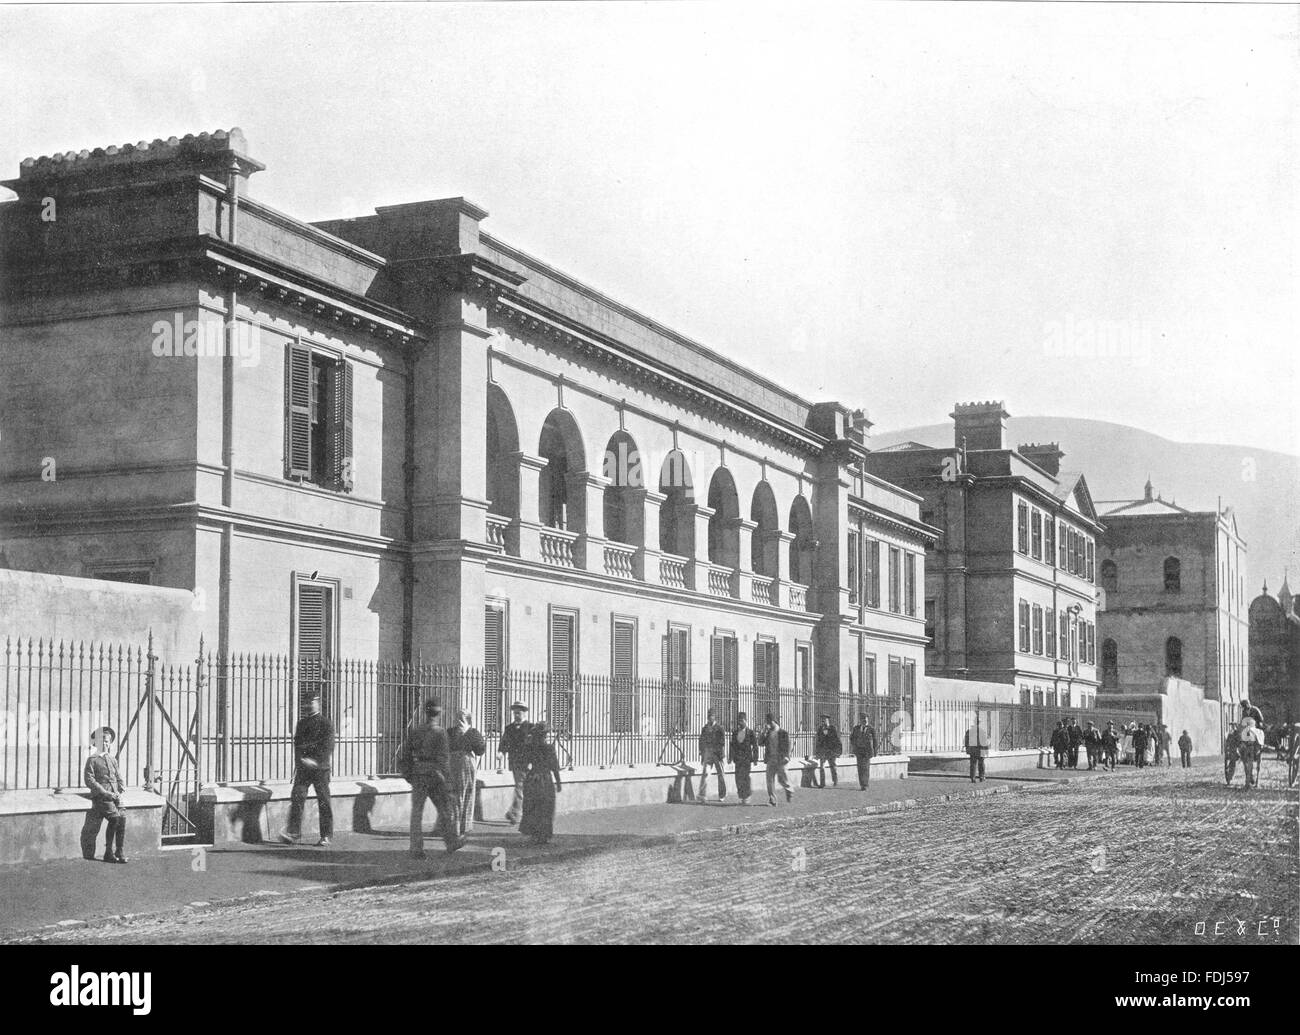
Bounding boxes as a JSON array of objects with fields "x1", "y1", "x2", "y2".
[{"x1": 0, "y1": 762, "x2": 1134, "y2": 938}]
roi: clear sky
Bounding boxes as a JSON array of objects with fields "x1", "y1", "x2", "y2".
[{"x1": 2, "y1": 1, "x2": 1295, "y2": 454}]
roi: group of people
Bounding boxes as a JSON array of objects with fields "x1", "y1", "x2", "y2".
[
  {"x1": 693, "y1": 711, "x2": 878, "y2": 805},
  {"x1": 1047, "y1": 717, "x2": 1195, "y2": 772}
]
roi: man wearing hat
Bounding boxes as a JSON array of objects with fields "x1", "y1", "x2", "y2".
[
  {"x1": 81, "y1": 726, "x2": 128, "y2": 863},
  {"x1": 1082, "y1": 720, "x2": 1103, "y2": 770},
  {"x1": 728, "y1": 712, "x2": 759, "y2": 805},
  {"x1": 850, "y1": 713, "x2": 876, "y2": 790},
  {"x1": 1177, "y1": 729, "x2": 1193, "y2": 768},
  {"x1": 814, "y1": 713, "x2": 842, "y2": 788},
  {"x1": 280, "y1": 694, "x2": 335, "y2": 847},
  {"x1": 1101, "y1": 721, "x2": 1120, "y2": 771},
  {"x1": 398, "y1": 700, "x2": 466, "y2": 856},
  {"x1": 499, "y1": 702, "x2": 533, "y2": 824},
  {"x1": 697, "y1": 709, "x2": 728, "y2": 803},
  {"x1": 759, "y1": 713, "x2": 793, "y2": 806}
]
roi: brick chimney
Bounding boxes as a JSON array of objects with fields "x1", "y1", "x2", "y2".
[
  {"x1": 951, "y1": 401, "x2": 1009, "y2": 451},
  {"x1": 1019, "y1": 442, "x2": 1064, "y2": 476}
]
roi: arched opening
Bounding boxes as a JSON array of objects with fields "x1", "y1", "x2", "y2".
[
  {"x1": 1163, "y1": 557, "x2": 1181, "y2": 593},
  {"x1": 657, "y1": 450, "x2": 695, "y2": 556},
  {"x1": 749, "y1": 482, "x2": 779, "y2": 576},
  {"x1": 1165, "y1": 636, "x2": 1183, "y2": 677},
  {"x1": 1101, "y1": 638, "x2": 1118, "y2": 688},
  {"x1": 538, "y1": 409, "x2": 585, "y2": 531},
  {"x1": 706, "y1": 468, "x2": 740, "y2": 567},
  {"x1": 788, "y1": 496, "x2": 814, "y2": 585},
  {"x1": 486, "y1": 385, "x2": 520, "y2": 519},
  {"x1": 601, "y1": 430, "x2": 643, "y2": 545},
  {"x1": 1100, "y1": 559, "x2": 1118, "y2": 594}
]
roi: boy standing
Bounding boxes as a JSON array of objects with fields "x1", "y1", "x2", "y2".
[{"x1": 82, "y1": 726, "x2": 127, "y2": 863}]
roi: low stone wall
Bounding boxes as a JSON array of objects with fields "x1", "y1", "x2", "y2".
[
  {"x1": 195, "y1": 755, "x2": 911, "y2": 843},
  {"x1": 908, "y1": 748, "x2": 1044, "y2": 775},
  {"x1": 0, "y1": 788, "x2": 165, "y2": 864}
]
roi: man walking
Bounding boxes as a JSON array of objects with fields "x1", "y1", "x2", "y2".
[
  {"x1": 1177, "y1": 729, "x2": 1193, "y2": 768},
  {"x1": 697, "y1": 709, "x2": 728, "y2": 802},
  {"x1": 728, "y1": 712, "x2": 759, "y2": 805},
  {"x1": 1067, "y1": 719, "x2": 1084, "y2": 769},
  {"x1": 964, "y1": 717, "x2": 989, "y2": 783},
  {"x1": 280, "y1": 694, "x2": 335, "y2": 847},
  {"x1": 813, "y1": 714, "x2": 842, "y2": 788},
  {"x1": 1050, "y1": 721, "x2": 1070, "y2": 770},
  {"x1": 81, "y1": 726, "x2": 128, "y2": 863},
  {"x1": 398, "y1": 699, "x2": 466, "y2": 857},
  {"x1": 760, "y1": 713, "x2": 793, "y2": 806},
  {"x1": 1132, "y1": 724, "x2": 1149, "y2": 768},
  {"x1": 1158, "y1": 724, "x2": 1173, "y2": 767},
  {"x1": 499, "y1": 702, "x2": 532, "y2": 824},
  {"x1": 850, "y1": 713, "x2": 876, "y2": 790},
  {"x1": 1102, "y1": 721, "x2": 1120, "y2": 771},
  {"x1": 1083, "y1": 720, "x2": 1102, "y2": 771}
]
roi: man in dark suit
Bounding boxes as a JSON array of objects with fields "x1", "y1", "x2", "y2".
[
  {"x1": 760, "y1": 713, "x2": 793, "y2": 805},
  {"x1": 697, "y1": 709, "x2": 727, "y2": 802},
  {"x1": 1101, "y1": 721, "x2": 1120, "y2": 771},
  {"x1": 499, "y1": 702, "x2": 532, "y2": 824},
  {"x1": 814, "y1": 714, "x2": 843, "y2": 788},
  {"x1": 1083, "y1": 720, "x2": 1103, "y2": 770},
  {"x1": 728, "y1": 712, "x2": 759, "y2": 805},
  {"x1": 399, "y1": 699, "x2": 466, "y2": 857},
  {"x1": 1067, "y1": 719, "x2": 1084, "y2": 769},
  {"x1": 1050, "y1": 721, "x2": 1070, "y2": 770},
  {"x1": 280, "y1": 694, "x2": 335, "y2": 847},
  {"x1": 81, "y1": 726, "x2": 128, "y2": 863},
  {"x1": 850, "y1": 714, "x2": 876, "y2": 790},
  {"x1": 964, "y1": 719, "x2": 989, "y2": 783}
]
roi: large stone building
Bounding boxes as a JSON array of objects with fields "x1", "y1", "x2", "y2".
[
  {"x1": 1094, "y1": 481, "x2": 1247, "y2": 703},
  {"x1": 1248, "y1": 578, "x2": 1300, "y2": 723},
  {"x1": 860, "y1": 406, "x2": 1102, "y2": 707},
  {"x1": 0, "y1": 129, "x2": 935, "y2": 740}
]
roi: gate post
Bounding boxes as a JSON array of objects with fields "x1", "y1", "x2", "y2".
[{"x1": 144, "y1": 629, "x2": 157, "y2": 793}]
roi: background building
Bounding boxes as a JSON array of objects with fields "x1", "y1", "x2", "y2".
[
  {"x1": 1248, "y1": 578, "x2": 1300, "y2": 724},
  {"x1": 1094, "y1": 481, "x2": 1247, "y2": 703},
  {"x1": 861, "y1": 404, "x2": 1102, "y2": 707}
]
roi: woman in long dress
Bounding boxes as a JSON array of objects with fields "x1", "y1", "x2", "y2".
[
  {"x1": 447, "y1": 710, "x2": 486, "y2": 836},
  {"x1": 518, "y1": 721, "x2": 562, "y2": 844}
]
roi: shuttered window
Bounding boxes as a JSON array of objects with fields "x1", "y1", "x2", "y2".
[
  {"x1": 1044, "y1": 518, "x2": 1055, "y2": 566},
  {"x1": 903, "y1": 658, "x2": 916, "y2": 699},
  {"x1": 795, "y1": 643, "x2": 812, "y2": 731},
  {"x1": 887, "y1": 547, "x2": 901, "y2": 613},
  {"x1": 888, "y1": 655, "x2": 902, "y2": 695},
  {"x1": 1018, "y1": 599, "x2": 1030, "y2": 652},
  {"x1": 847, "y1": 530, "x2": 859, "y2": 605},
  {"x1": 285, "y1": 342, "x2": 354, "y2": 492},
  {"x1": 1046, "y1": 608, "x2": 1057, "y2": 657},
  {"x1": 548, "y1": 611, "x2": 576, "y2": 734},
  {"x1": 863, "y1": 652, "x2": 877, "y2": 695},
  {"x1": 709, "y1": 633, "x2": 738, "y2": 725},
  {"x1": 1017, "y1": 502, "x2": 1029, "y2": 554},
  {"x1": 296, "y1": 583, "x2": 333, "y2": 714},
  {"x1": 1059, "y1": 523, "x2": 1068, "y2": 568},
  {"x1": 661, "y1": 625, "x2": 690, "y2": 734},
  {"x1": 754, "y1": 639, "x2": 780, "y2": 722},
  {"x1": 484, "y1": 605, "x2": 505, "y2": 733},
  {"x1": 1032, "y1": 605, "x2": 1043, "y2": 654},
  {"x1": 1031, "y1": 509, "x2": 1042, "y2": 559},
  {"x1": 864, "y1": 538, "x2": 880, "y2": 609},
  {"x1": 904, "y1": 553, "x2": 917, "y2": 617},
  {"x1": 611, "y1": 619, "x2": 636, "y2": 733}
]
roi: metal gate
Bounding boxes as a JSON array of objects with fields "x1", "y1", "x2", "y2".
[{"x1": 117, "y1": 634, "x2": 202, "y2": 843}]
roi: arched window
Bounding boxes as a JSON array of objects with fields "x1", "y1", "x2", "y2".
[
  {"x1": 1165, "y1": 636, "x2": 1183, "y2": 677},
  {"x1": 601, "y1": 431, "x2": 643, "y2": 546},
  {"x1": 1100, "y1": 559, "x2": 1118, "y2": 594},
  {"x1": 486, "y1": 385, "x2": 520, "y2": 519},
  {"x1": 706, "y1": 468, "x2": 740, "y2": 568},
  {"x1": 749, "y1": 482, "x2": 779, "y2": 576},
  {"x1": 1101, "y1": 638, "x2": 1118, "y2": 688},
  {"x1": 539, "y1": 409, "x2": 585, "y2": 531},
  {"x1": 657, "y1": 450, "x2": 695, "y2": 556},
  {"x1": 1163, "y1": 557, "x2": 1181, "y2": 593},
  {"x1": 788, "y1": 496, "x2": 815, "y2": 585}
]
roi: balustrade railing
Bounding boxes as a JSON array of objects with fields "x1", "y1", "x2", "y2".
[
  {"x1": 539, "y1": 528, "x2": 578, "y2": 568},
  {"x1": 751, "y1": 577, "x2": 776, "y2": 606},
  {"x1": 706, "y1": 565, "x2": 734, "y2": 598},
  {"x1": 603, "y1": 542, "x2": 636, "y2": 580},
  {"x1": 486, "y1": 514, "x2": 509, "y2": 550},
  {"x1": 659, "y1": 555, "x2": 688, "y2": 589}
]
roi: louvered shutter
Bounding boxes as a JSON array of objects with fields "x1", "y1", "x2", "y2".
[
  {"x1": 297, "y1": 584, "x2": 330, "y2": 711},
  {"x1": 285, "y1": 343, "x2": 313, "y2": 478},
  {"x1": 754, "y1": 640, "x2": 766, "y2": 688},
  {"x1": 330, "y1": 359, "x2": 354, "y2": 492},
  {"x1": 484, "y1": 606, "x2": 504, "y2": 733},
  {"x1": 1059, "y1": 524, "x2": 1068, "y2": 568},
  {"x1": 725, "y1": 637, "x2": 738, "y2": 686},
  {"x1": 710, "y1": 636, "x2": 724, "y2": 684},
  {"x1": 549, "y1": 613, "x2": 574, "y2": 734},
  {"x1": 612, "y1": 620, "x2": 635, "y2": 733}
]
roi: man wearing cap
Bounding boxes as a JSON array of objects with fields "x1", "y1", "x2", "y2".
[
  {"x1": 280, "y1": 694, "x2": 335, "y2": 847},
  {"x1": 1083, "y1": 720, "x2": 1103, "y2": 770},
  {"x1": 398, "y1": 700, "x2": 466, "y2": 856},
  {"x1": 697, "y1": 709, "x2": 727, "y2": 803},
  {"x1": 850, "y1": 713, "x2": 876, "y2": 790},
  {"x1": 81, "y1": 726, "x2": 127, "y2": 863},
  {"x1": 499, "y1": 702, "x2": 532, "y2": 824},
  {"x1": 728, "y1": 712, "x2": 758, "y2": 805},
  {"x1": 1101, "y1": 721, "x2": 1120, "y2": 771}
]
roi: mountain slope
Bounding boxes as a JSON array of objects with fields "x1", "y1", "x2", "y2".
[{"x1": 870, "y1": 416, "x2": 1300, "y2": 592}]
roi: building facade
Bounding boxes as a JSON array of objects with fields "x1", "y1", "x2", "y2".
[
  {"x1": 1094, "y1": 482, "x2": 1247, "y2": 703},
  {"x1": 0, "y1": 129, "x2": 935, "y2": 739},
  {"x1": 1248, "y1": 579, "x2": 1300, "y2": 724},
  {"x1": 860, "y1": 405, "x2": 1102, "y2": 707}
]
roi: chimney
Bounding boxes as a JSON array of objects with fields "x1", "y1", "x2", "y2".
[
  {"x1": 1144, "y1": 478, "x2": 1154, "y2": 502},
  {"x1": 951, "y1": 401, "x2": 1009, "y2": 452},
  {"x1": 1018, "y1": 442, "x2": 1064, "y2": 476}
]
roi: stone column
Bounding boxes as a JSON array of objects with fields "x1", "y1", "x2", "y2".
[
  {"x1": 633, "y1": 488, "x2": 665, "y2": 583},
  {"x1": 772, "y1": 530, "x2": 795, "y2": 608},
  {"x1": 686, "y1": 504, "x2": 716, "y2": 592},
  {"x1": 731, "y1": 517, "x2": 757, "y2": 601},
  {"x1": 570, "y1": 470, "x2": 610, "y2": 571},
  {"x1": 510, "y1": 452, "x2": 546, "y2": 562}
]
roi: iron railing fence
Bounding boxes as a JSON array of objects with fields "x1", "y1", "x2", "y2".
[{"x1": 3, "y1": 634, "x2": 1156, "y2": 794}]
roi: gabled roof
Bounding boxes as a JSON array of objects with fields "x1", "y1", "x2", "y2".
[
  {"x1": 1053, "y1": 471, "x2": 1100, "y2": 523},
  {"x1": 1099, "y1": 497, "x2": 1192, "y2": 517}
]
